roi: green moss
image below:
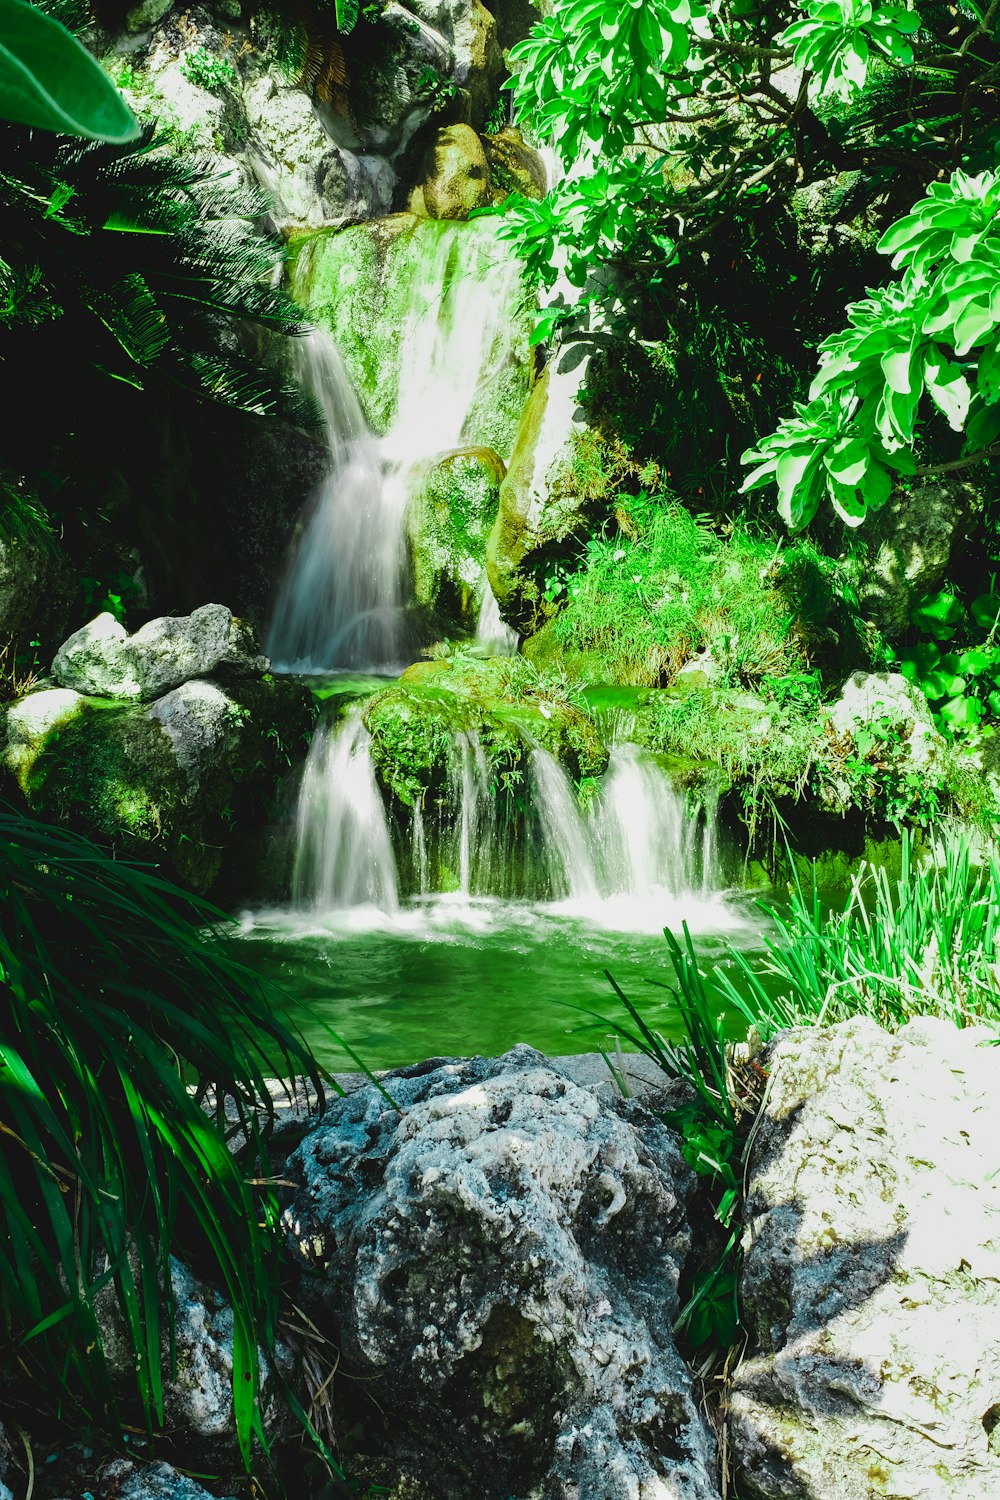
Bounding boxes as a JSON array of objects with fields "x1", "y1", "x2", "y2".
[
  {"x1": 536, "y1": 503, "x2": 814, "y2": 689},
  {"x1": 361, "y1": 652, "x2": 607, "y2": 808},
  {"x1": 408, "y1": 447, "x2": 505, "y2": 626},
  {"x1": 292, "y1": 216, "x2": 533, "y2": 455}
]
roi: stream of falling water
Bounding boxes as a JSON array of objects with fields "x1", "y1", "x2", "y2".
[
  {"x1": 267, "y1": 224, "x2": 523, "y2": 672},
  {"x1": 287, "y1": 712, "x2": 728, "y2": 933}
]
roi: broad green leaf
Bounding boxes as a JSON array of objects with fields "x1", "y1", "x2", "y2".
[
  {"x1": 924, "y1": 351, "x2": 971, "y2": 429},
  {"x1": 978, "y1": 342, "x2": 1000, "y2": 405},
  {"x1": 823, "y1": 435, "x2": 870, "y2": 485},
  {"x1": 953, "y1": 300, "x2": 997, "y2": 356},
  {"x1": 972, "y1": 593, "x2": 1000, "y2": 629},
  {"x1": 0, "y1": 0, "x2": 139, "y2": 142}
]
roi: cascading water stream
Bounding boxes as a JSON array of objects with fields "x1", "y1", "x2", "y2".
[
  {"x1": 290, "y1": 714, "x2": 721, "y2": 923},
  {"x1": 268, "y1": 223, "x2": 524, "y2": 672},
  {"x1": 293, "y1": 712, "x2": 399, "y2": 912}
]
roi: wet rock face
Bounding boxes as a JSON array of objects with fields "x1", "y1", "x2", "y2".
[
  {"x1": 731, "y1": 1017, "x2": 1000, "y2": 1500},
  {"x1": 487, "y1": 351, "x2": 596, "y2": 635},
  {"x1": 281, "y1": 1046, "x2": 721, "y2": 1500},
  {"x1": 98, "y1": 1460, "x2": 238, "y2": 1500}
]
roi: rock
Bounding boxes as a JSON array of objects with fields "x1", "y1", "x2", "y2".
[
  {"x1": 0, "y1": 526, "x2": 76, "y2": 659},
  {"x1": 5, "y1": 674, "x2": 313, "y2": 895},
  {"x1": 282, "y1": 1046, "x2": 721, "y2": 1499},
  {"x1": 407, "y1": 445, "x2": 506, "y2": 628},
  {"x1": 350, "y1": 1, "x2": 453, "y2": 156},
  {"x1": 487, "y1": 349, "x2": 596, "y2": 634},
  {"x1": 406, "y1": 0, "x2": 504, "y2": 125},
  {"x1": 417, "y1": 123, "x2": 492, "y2": 219},
  {"x1": 819, "y1": 670, "x2": 944, "y2": 813},
  {"x1": 790, "y1": 171, "x2": 887, "y2": 266},
  {"x1": 52, "y1": 604, "x2": 266, "y2": 702},
  {"x1": 362, "y1": 653, "x2": 607, "y2": 804},
  {"x1": 124, "y1": 0, "x2": 172, "y2": 32},
  {"x1": 120, "y1": 16, "x2": 237, "y2": 156},
  {"x1": 853, "y1": 477, "x2": 977, "y2": 637},
  {"x1": 483, "y1": 125, "x2": 547, "y2": 202},
  {"x1": 293, "y1": 215, "x2": 531, "y2": 450},
  {"x1": 731, "y1": 1016, "x2": 1000, "y2": 1500},
  {"x1": 2, "y1": 687, "x2": 84, "y2": 792},
  {"x1": 98, "y1": 1257, "x2": 289, "y2": 1447},
  {"x1": 99, "y1": 1459, "x2": 238, "y2": 1500},
  {"x1": 243, "y1": 76, "x2": 353, "y2": 229}
]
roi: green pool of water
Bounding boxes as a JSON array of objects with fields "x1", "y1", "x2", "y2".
[{"x1": 234, "y1": 888, "x2": 770, "y2": 1072}]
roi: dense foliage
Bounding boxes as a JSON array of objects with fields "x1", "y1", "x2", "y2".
[
  {"x1": 502, "y1": 0, "x2": 1000, "y2": 525},
  {"x1": 0, "y1": 807, "x2": 326, "y2": 1462}
]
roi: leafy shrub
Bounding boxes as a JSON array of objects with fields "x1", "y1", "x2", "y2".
[
  {"x1": 545, "y1": 503, "x2": 810, "y2": 688},
  {"x1": 179, "y1": 45, "x2": 238, "y2": 93},
  {"x1": 744, "y1": 171, "x2": 1000, "y2": 528}
]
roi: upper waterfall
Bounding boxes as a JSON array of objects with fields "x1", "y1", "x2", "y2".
[{"x1": 267, "y1": 220, "x2": 525, "y2": 673}]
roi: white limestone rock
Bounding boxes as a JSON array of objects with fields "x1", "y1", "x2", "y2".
[
  {"x1": 820, "y1": 670, "x2": 944, "y2": 812},
  {"x1": 731, "y1": 1016, "x2": 1000, "y2": 1499},
  {"x1": 99, "y1": 1460, "x2": 238, "y2": 1500},
  {"x1": 52, "y1": 605, "x2": 266, "y2": 702},
  {"x1": 282, "y1": 1045, "x2": 721, "y2": 1500}
]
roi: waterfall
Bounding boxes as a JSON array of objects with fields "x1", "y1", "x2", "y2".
[
  {"x1": 475, "y1": 581, "x2": 519, "y2": 656},
  {"x1": 268, "y1": 334, "x2": 407, "y2": 672},
  {"x1": 293, "y1": 713, "x2": 399, "y2": 911},
  {"x1": 592, "y1": 745, "x2": 706, "y2": 899},
  {"x1": 530, "y1": 748, "x2": 599, "y2": 901},
  {"x1": 268, "y1": 224, "x2": 524, "y2": 673},
  {"x1": 292, "y1": 722, "x2": 719, "y2": 919}
]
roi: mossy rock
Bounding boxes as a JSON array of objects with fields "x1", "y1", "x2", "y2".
[
  {"x1": 291, "y1": 214, "x2": 533, "y2": 456},
  {"x1": 361, "y1": 654, "x2": 607, "y2": 807},
  {"x1": 413, "y1": 124, "x2": 492, "y2": 220},
  {"x1": 487, "y1": 352, "x2": 600, "y2": 635},
  {"x1": 407, "y1": 446, "x2": 506, "y2": 631},
  {"x1": 482, "y1": 126, "x2": 547, "y2": 203},
  {"x1": 4, "y1": 676, "x2": 314, "y2": 894}
]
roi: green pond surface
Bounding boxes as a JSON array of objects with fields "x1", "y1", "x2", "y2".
[{"x1": 234, "y1": 889, "x2": 771, "y2": 1072}]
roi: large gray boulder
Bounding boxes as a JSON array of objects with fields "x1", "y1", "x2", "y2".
[
  {"x1": 52, "y1": 604, "x2": 266, "y2": 702},
  {"x1": 852, "y1": 477, "x2": 977, "y2": 637},
  {"x1": 731, "y1": 1016, "x2": 1000, "y2": 1499},
  {"x1": 281, "y1": 1046, "x2": 721, "y2": 1500}
]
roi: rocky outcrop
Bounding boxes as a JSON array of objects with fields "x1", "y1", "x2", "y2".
[
  {"x1": 2, "y1": 668, "x2": 313, "y2": 894},
  {"x1": 487, "y1": 349, "x2": 595, "y2": 634},
  {"x1": 362, "y1": 653, "x2": 607, "y2": 804},
  {"x1": 52, "y1": 605, "x2": 265, "y2": 702},
  {"x1": 819, "y1": 670, "x2": 944, "y2": 813},
  {"x1": 0, "y1": 526, "x2": 76, "y2": 661},
  {"x1": 293, "y1": 214, "x2": 532, "y2": 452},
  {"x1": 407, "y1": 445, "x2": 506, "y2": 628},
  {"x1": 281, "y1": 1046, "x2": 721, "y2": 1500},
  {"x1": 852, "y1": 477, "x2": 978, "y2": 637},
  {"x1": 483, "y1": 124, "x2": 548, "y2": 202},
  {"x1": 731, "y1": 1016, "x2": 1000, "y2": 1500}
]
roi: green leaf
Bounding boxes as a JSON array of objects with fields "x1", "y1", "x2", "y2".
[
  {"x1": 924, "y1": 351, "x2": 971, "y2": 430},
  {"x1": 953, "y1": 300, "x2": 997, "y2": 357},
  {"x1": 823, "y1": 435, "x2": 870, "y2": 486},
  {"x1": 977, "y1": 342, "x2": 1000, "y2": 405},
  {"x1": 0, "y1": 0, "x2": 140, "y2": 142}
]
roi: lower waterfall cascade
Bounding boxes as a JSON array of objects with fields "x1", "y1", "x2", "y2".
[{"x1": 289, "y1": 708, "x2": 724, "y2": 926}]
